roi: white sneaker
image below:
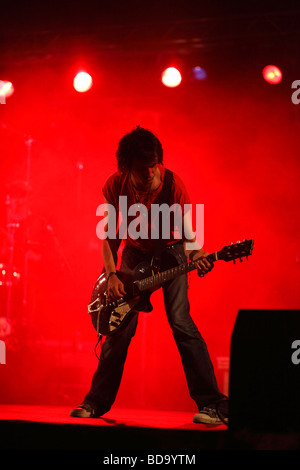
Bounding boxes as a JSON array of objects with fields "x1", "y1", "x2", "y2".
[{"x1": 193, "y1": 406, "x2": 228, "y2": 425}]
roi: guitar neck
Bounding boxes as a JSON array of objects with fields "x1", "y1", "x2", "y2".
[{"x1": 136, "y1": 252, "x2": 218, "y2": 292}]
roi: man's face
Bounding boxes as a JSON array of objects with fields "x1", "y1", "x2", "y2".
[{"x1": 131, "y1": 154, "x2": 158, "y2": 186}]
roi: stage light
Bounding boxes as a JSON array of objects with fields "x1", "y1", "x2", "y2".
[
  {"x1": 73, "y1": 72, "x2": 93, "y2": 93},
  {"x1": 192, "y1": 66, "x2": 207, "y2": 81},
  {"x1": 262, "y1": 65, "x2": 282, "y2": 85},
  {"x1": 161, "y1": 67, "x2": 182, "y2": 88},
  {"x1": 0, "y1": 81, "x2": 14, "y2": 100}
]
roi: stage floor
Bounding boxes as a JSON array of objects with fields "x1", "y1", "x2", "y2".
[
  {"x1": 1, "y1": 405, "x2": 299, "y2": 454},
  {"x1": 0, "y1": 404, "x2": 231, "y2": 457},
  {"x1": 0, "y1": 404, "x2": 227, "y2": 430}
]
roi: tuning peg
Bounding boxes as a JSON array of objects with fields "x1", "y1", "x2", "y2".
[
  {"x1": 233, "y1": 259, "x2": 236, "y2": 264},
  {"x1": 237, "y1": 240, "x2": 241, "y2": 244},
  {"x1": 246, "y1": 256, "x2": 248, "y2": 261},
  {"x1": 239, "y1": 258, "x2": 243, "y2": 262}
]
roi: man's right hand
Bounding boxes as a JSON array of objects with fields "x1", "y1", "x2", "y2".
[{"x1": 107, "y1": 275, "x2": 126, "y2": 301}]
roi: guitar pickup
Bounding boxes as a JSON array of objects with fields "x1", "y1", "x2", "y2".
[{"x1": 111, "y1": 311, "x2": 121, "y2": 318}]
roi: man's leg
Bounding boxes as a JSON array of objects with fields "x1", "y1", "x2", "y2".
[
  {"x1": 82, "y1": 312, "x2": 138, "y2": 415},
  {"x1": 71, "y1": 246, "x2": 140, "y2": 417},
  {"x1": 161, "y1": 244, "x2": 225, "y2": 412}
]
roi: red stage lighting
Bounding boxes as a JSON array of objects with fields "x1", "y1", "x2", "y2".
[
  {"x1": 73, "y1": 72, "x2": 93, "y2": 93},
  {"x1": 161, "y1": 67, "x2": 182, "y2": 88},
  {"x1": 262, "y1": 65, "x2": 282, "y2": 85},
  {"x1": 0, "y1": 81, "x2": 14, "y2": 100}
]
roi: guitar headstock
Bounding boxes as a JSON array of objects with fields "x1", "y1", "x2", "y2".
[{"x1": 217, "y1": 239, "x2": 254, "y2": 263}]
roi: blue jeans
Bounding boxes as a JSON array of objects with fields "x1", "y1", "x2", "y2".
[{"x1": 84, "y1": 243, "x2": 224, "y2": 413}]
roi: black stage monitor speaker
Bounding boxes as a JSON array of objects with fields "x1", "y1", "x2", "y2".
[{"x1": 229, "y1": 309, "x2": 300, "y2": 432}]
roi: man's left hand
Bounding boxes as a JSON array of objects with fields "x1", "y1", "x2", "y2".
[{"x1": 192, "y1": 251, "x2": 214, "y2": 277}]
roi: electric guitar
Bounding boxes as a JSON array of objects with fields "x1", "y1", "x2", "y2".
[{"x1": 88, "y1": 239, "x2": 254, "y2": 336}]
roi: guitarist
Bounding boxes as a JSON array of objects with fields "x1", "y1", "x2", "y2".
[{"x1": 70, "y1": 126, "x2": 228, "y2": 425}]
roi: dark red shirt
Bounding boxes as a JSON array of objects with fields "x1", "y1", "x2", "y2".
[{"x1": 102, "y1": 164, "x2": 191, "y2": 252}]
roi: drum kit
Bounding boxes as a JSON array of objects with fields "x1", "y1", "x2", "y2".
[
  {"x1": 0, "y1": 124, "x2": 73, "y2": 347},
  {"x1": 0, "y1": 128, "x2": 42, "y2": 345},
  {"x1": 0, "y1": 183, "x2": 31, "y2": 343}
]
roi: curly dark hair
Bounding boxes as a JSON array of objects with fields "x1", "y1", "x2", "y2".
[{"x1": 116, "y1": 126, "x2": 163, "y2": 173}]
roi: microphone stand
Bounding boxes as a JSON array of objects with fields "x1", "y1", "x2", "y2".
[
  {"x1": 22, "y1": 136, "x2": 34, "y2": 321},
  {"x1": 4, "y1": 195, "x2": 19, "y2": 323},
  {"x1": 2, "y1": 125, "x2": 35, "y2": 337}
]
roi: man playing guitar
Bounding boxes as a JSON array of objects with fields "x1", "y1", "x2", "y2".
[{"x1": 70, "y1": 126, "x2": 228, "y2": 425}]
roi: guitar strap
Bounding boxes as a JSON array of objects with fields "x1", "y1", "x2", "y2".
[
  {"x1": 105, "y1": 167, "x2": 174, "y2": 268},
  {"x1": 151, "y1": 168, "x2": 173, "y2": 266}
]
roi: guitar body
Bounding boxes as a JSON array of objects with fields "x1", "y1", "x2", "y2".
[{"x1": 88, "y1": 261, "x2": 159, "y2": 336}]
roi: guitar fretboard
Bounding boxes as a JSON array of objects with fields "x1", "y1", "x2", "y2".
[{"x1": 135, "y1": 253, "x2": 217, "y2": 292}]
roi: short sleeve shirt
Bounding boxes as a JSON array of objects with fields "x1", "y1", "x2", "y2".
[{"x1": 102, "y1": 164, "x2": 191, "y2": 252}]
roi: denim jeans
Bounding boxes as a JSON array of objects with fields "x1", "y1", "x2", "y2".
[{"x1": 84, "y1": 243, "x2": 224, "y2": 413}]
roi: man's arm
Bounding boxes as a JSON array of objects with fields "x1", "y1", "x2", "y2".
[
  {"x1": 101, "y1": 239, "x2": 126, "y2": 300},
  {"x1": 101, "y1": 238, "x2": 117, "y2": 275},
  {"x1": 102, "y1": 198, "x2": 126, "y2": 300},
  {"x1": 182, "y1": 211, "x2": 213, "y2": 277}
]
